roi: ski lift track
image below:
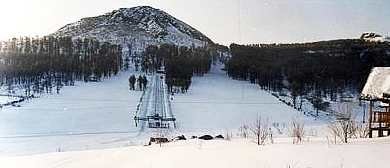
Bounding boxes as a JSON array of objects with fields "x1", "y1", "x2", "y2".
[{"x1": 134, "y1": 73, "x2": 176, "y2": 131}]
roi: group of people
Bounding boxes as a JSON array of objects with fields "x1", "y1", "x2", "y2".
[{"x1": 128, "y1": 75, "x2": 148, "y2": 91}]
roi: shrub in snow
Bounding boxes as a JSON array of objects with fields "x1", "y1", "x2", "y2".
[
  {"x1": 349, "y1": 122, "x2": 369, "y2": 138},
  {"x1": 239, "y1": 125, "x2": 249, "y2": 138},
  {"x1": 225, "y1": 131, "x2": 233, "y2": 141},
  {"x1": 251, "y1": 117, "x2": 271, "y2": 145},
  {"x1": 292, "y1": 120, "x2": 306, "y2": 145},
  {"x1": 328, "y1": 120, "x2": 353, "y2": 143},
  {"x1": 272, "y1": 122, "x2": 287, "y2": 134},
  {"x1": 329, "y1": 120, "x2": 369, "y2": 143},
  {"x1": 328, "y1": 101, "x2": 356, "y2": 143}
]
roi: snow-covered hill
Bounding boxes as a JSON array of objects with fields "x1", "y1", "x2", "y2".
[{"x1": 52, "y1": 6, "x2": 212, "y2": 55}]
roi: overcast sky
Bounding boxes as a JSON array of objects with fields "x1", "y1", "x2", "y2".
[{"x1": 0, "y1": 0, "x2": 389, "y2": 45}]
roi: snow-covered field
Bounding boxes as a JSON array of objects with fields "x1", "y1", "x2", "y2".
[
  {"x1": 1, "y1": 137, "x2": 389, "y2": 168},
  {"x1": 0, "y1": 62, "x2": 323, "y2": 157},
  {"x1": 0, "y1": 71, "x2": 147, "y2": 156},
  {"x1": 172, "y1": 63, "x2": 320, "y2": 134},
  {"x1": 2, "y1": 62, "x2": 387, "y2": 168}
]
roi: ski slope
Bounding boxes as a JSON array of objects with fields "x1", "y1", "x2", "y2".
[
  {"x1": 0, "y1": 62, "x2": 323, "y2": 156},
  {"x1": 172, "y1": 62, "x2": 320, "y2": 134}
]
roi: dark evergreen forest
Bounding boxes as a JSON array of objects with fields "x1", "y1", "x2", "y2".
[
  {"x1": 0, "y1": 36, "x2": 122, "y2": 96},
  {"x1": 226, "y1": 40, "x2": 390, "y2": 116},
  {"x1": 140, "y1": 44, "x2": 222, "y2": 93}
]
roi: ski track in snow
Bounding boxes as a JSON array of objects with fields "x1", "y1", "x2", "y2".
[{"x1": 0, "y1": 63, "x2": 324, "y2": 156}]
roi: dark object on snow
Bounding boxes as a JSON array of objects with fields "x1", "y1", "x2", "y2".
[
  {"x1": 215, "y1": 135, "x2": 224, "y2": 139},
  {"x1": 148, "y1": 137, "x2": 169, "y2": 145},
  {"x1": 191, "y1": 136, "x2": 198, "y2": 139},
  {"x1": 172, "y1": 135, "x2": 186, "y2": 141},
  {"x1": 198, "y1": 135, "x2": 213, "y2": 140},
  {"x1": 129, "y1": 75, "x2": 136, "y2": 90},
  {"x1": 176, "y1": 135, "x2": 186, "y2": 140},
  {"x1": 142, "y1": 75, "x2": 148, "y2": 90},
  {"x1": 138, "y1": 75, "x2": 143, "y2": 91},
  {"x1": 12, "y1": 104, "x2": 21, "y2": 107}
]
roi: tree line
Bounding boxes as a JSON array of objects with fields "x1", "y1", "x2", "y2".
[
  {"x1": 0, "y1": 36, "x2": 123, "y2": 96},
  {"x1": 226, "y1": 40, "x2": 390, "y2": 116},
  {"x1": 140, "y1": 44, "x2": 216, "y2": 93}
]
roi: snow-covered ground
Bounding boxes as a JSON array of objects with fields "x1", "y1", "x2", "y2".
[
  {"x1": 0, "y1": 62, "x2": 324, "y2": 157},
  {"x1": 0, "y1": 70, "x2": 148, "y2": 156},
  {"x1": 1, "y1": 137, "x2": 389, "y2": 168},
  {"x1": 1, "y1": 62, "x2": 389, "y2": 167},
  {"x1": 172, "y1": 62, "x2": 320, "y2": 134},
  {"x1": 0, "y1": 96, "x2": 20, "y2": 105}
]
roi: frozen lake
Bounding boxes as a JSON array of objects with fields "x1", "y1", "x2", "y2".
[{"x1": 0, "y1": 63, "x2": 321, "y2": 156}]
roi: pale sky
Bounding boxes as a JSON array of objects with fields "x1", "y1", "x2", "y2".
[{"x1": 0, "y1": 0, "x2": 389, "y2": 45}]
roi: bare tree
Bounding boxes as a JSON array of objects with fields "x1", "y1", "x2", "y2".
[
  {"x1": 251, "y1": 117, "x2": 270, "y2": 145},
  {"x1": 328, "y1": 120, "x2": 352, "y2": 143},
  {"x1": 328, "y1": 101, "x2": 354, "y2": 143},
  {"x1": 349, "y1": 121, "x2": 369, "y2": 138},
  {"x1": 292, "y1": 119, "x2": 306, "y2": 144},
  {"x1": 239, "y1": 125, "x2": 249, "y2": 138}
]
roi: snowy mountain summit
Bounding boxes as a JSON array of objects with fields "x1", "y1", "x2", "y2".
[{"x1": 52, "y1": 6, "x2": 212, "y2": 54}]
